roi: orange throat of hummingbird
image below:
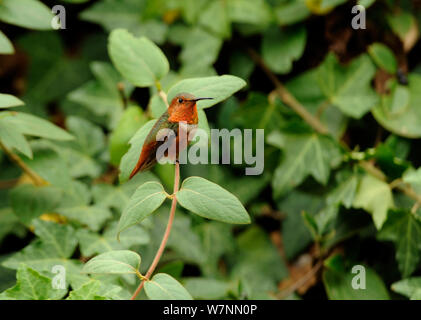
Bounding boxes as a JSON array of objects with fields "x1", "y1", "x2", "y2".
[{"x1": 167, "y1": 103, "x2": 198, "y2": 124}]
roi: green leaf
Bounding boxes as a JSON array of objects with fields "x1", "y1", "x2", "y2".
[
  {"x1": 2, "y1": 112, "x2": 74, "y2": 141},
  {"x1": 274, "y1": 1, "x2": 310, "y2": 26},
  {"x1": 57, "y1": 206, "x2": 112, "y2": 232},
  {"x1": 32, "y1": 219, "x2": 78, "y2": 259},
  {"x1": 118, "y1": 181, "x2": 167, "y2": 236},
  {"x1": 227, "y1": 0, "x2": 272, "y2": 26},
  {"x1": 119, "y1": 119, "x2": 156, "y2": 183},
  {"x1": 353, "y1": 174, "x2": 393, "y2": 229},
  {"x1": 392, "y1": 277, "x2": 421, "y2": 299},
  {"x1": 0, "y1": 208, "x2": 26, "y2": 243},
  {"x1": 2, "y1": 241, "x2": 82, "y2": 274},
  {"x1": 372, "y1": 74, "x2": 421, "y2": 138},
  {"x1": 77, "y1": 223, "x2": 149, "y2": 256},
  {"x1": 66, "y1": 280, "x2": 106, "y2": 300},
  {"x1": 0, "y1": 31, "x2": 13, "y2": 54},
  {"x1": 180, "y1": 27, "x2": 223, "y2": 73},
  {"x1": 144, "y1": 273, "x2": 193, "y2": 300},
  {"x1": 262, "y1": 25, "x2": 306, "y2": 74},
  {"x1": 109, "y1": 106, "x2": 147, "y2": 166},
  {"x1": 108, "y1": 29, "x2": 169, "y2": 87},
  {"x1": 378, "y1": 210, "x2": 421, "y2": 277},
  {"x1": 0, "y1": 93, "x2": 23, "y2": 108},
  {"x1": 387, "y1": 11, "x2": 416, "y2": 43},
  {"x1": 0, "y1": 0, "x2": 54, "y2": 30},
  {"x1": 198, "y1": 0, "x2": 231, "y2": 38},
  {"x1": 368, "y1": 43, "x2": 398, "y2": 74},
  {"x1": 167, "y1": 75, "x2": 246, "y2": 109},
  {"x1": 272, "y1": 134, "x2": 342, "y2": 198},
  {"x1": 323, "y1": 256, "x2": 389, "y2": 300},
  {"x1": 67, "y1": 61, "x2": 134, "y2": 129},
  {"x1": 82, "y1": 250, "x2": 141, "y2": 275},
  {"x1": 10, "y1": 185, "x2": 63, "y2": 225},
  {"x1": 230, "y1": 226, "x2": 288, "y2": 299},
  {"x1": 0, "y1": 264, "x2": 66, "y2": 300},
  {"x1": 176, "y1": 176, "x2": 250, "y2": 224},
  {"x1": 0, "y1": 119, "x2": 32, "y2": 158},
  {"x1": 316, "y1": 53, "x2": 378, "y2": 118},
  {"x1": 183, "y1": 278, "x2": 229, "y2": 299},
  {"x1": 327, "y1": 173, "x2": 358, "y2": 208}
]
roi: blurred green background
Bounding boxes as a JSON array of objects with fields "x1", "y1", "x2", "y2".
[{"x1": 1, "y1": 0, "x2": 421, "y2": 300}]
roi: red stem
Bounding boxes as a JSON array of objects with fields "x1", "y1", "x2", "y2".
[{"x1": 131, "y1": 161, "x2": 180, "y2": 300}]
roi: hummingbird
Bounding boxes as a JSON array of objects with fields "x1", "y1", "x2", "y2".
[{"x1": 129, "y1": 93, "x2": 213, "y2": 179}]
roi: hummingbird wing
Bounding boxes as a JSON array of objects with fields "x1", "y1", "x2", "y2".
[{"x1": 129, "y1": 111, "x2": 179, "y2": 179}]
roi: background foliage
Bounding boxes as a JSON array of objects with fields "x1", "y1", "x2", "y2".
[{"x1": 1, "y1": 0, "x2": 421, "y2": 300}]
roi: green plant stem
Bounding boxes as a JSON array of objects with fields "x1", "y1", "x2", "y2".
[
  {"x1": 248, "y1": 48, "x2": 329, "y2": 135},
  {"x1": 0, "y1": 140, "x2": 46, "y2": 186},
  {"x1": 130, "y1": 161, "x2": 180, "y2": 300}
]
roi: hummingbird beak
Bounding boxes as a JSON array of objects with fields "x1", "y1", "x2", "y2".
[{"x1": 193, "y1": 97, "x2": 213, "y2": 101}]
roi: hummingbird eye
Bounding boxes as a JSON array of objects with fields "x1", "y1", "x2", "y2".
[{"x1": 178, "y1": 98, "x2": 183, "y2": 103}]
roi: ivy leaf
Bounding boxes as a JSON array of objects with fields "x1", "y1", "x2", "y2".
[
  {"x1": 144, "y1": 273, "x2": 193, "y2": 300},
  {"x1": 392, "y1": 277, "x2": 421, "y2": 299},
  {"x1": 0, "y1": 93, "x2": 23, "y2": 108},
  {"x1": 272, "y1": 133, "x2": 342, "y2": 198},
  {"x1": 2, "y1": 240, "x2": 82, "y2": 274},
  {"x1": 118, "y1": 181, "x2": 167, "y2": 237},
  {"x1": 0, "y1": 264, "x2": 66, "y2": 300},
  {"x1": 82, "y1": 250, "x2": 141, "y2": 275},
  {"x1": 66, "y1": 280, "x2": 106, "y2": 300},
  {"x1": 0, "y1": 0, "x2": 54, "y2": 30},
  {"x1": 2, "y1": 220, "x2": 81, "y2": 274},
  {"x1": 167, "y1": 75, "x2": 246, "y2": 109},
  {"x1": 176, "y1": 177, "x2": 250, "y2": 224},
  {"x1": 316, "y1": 53, "x2": 378, "y2": 118},
  {"x1": 327, "y1": 173, "x2": 359, "y2": 208},
  {"x1": 57, "y1": 205, "x2": 112, "y2": 232},
  {"x1": 262, "y1": 25, "x2": 306, "y2": 74},
  {"x1": 368, "y1": 43, "x2": 398, "y2": 74},
  {"x1": 108, "y1": 29, "x2": 169, "y2": 87},
  {"x1": 378, "y1": 210, "x2": 421, "y2": 278},
  {"x1": 372, "y1": 74, "x2": 421, "y2": 138},
  {"x1": 32, "y1": 220, "x2": 78, "y2": 259},
  {"x1": 0, "y1": 119, "x2": 32, "y2": 158},
  {"x1": 77, "y1": 223, "x2": 149, "y2": 257},
  {"x1": 119, "y1": 119, "x2": 156, "y2": 183},
  {"x1": 10, "y1": 185, "x2": 63, "y2": 225},
  {"x1": 323, "y1": 255, "x2": 389, "y2": 300},
  {"x1": 353, "y1": 174, "x2": 394, "y2": 230}
]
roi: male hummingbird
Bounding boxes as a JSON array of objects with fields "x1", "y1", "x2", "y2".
[{"x1": 129, "y1": 93, "x2": 213, "y2": 179}]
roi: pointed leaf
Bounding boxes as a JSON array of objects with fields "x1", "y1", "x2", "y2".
[
  {"x1": 144, "y1": 273, "x2": 192, "y2": 300},
  {"x1": 118, "y1": 181, "x2": 167, "y2": 236},
  {"x1": 108, "y1": 29, "x2": 169, "y2": 87},
  {"x1": 176, "y1": 176, "x2": 250, "y2": 224},
  {"x1": 167, "y1": 75, "x2": 246, "y2": 109},
  {"x1": 82, "y1": 250, "x2": 141, "y2": 275}
]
